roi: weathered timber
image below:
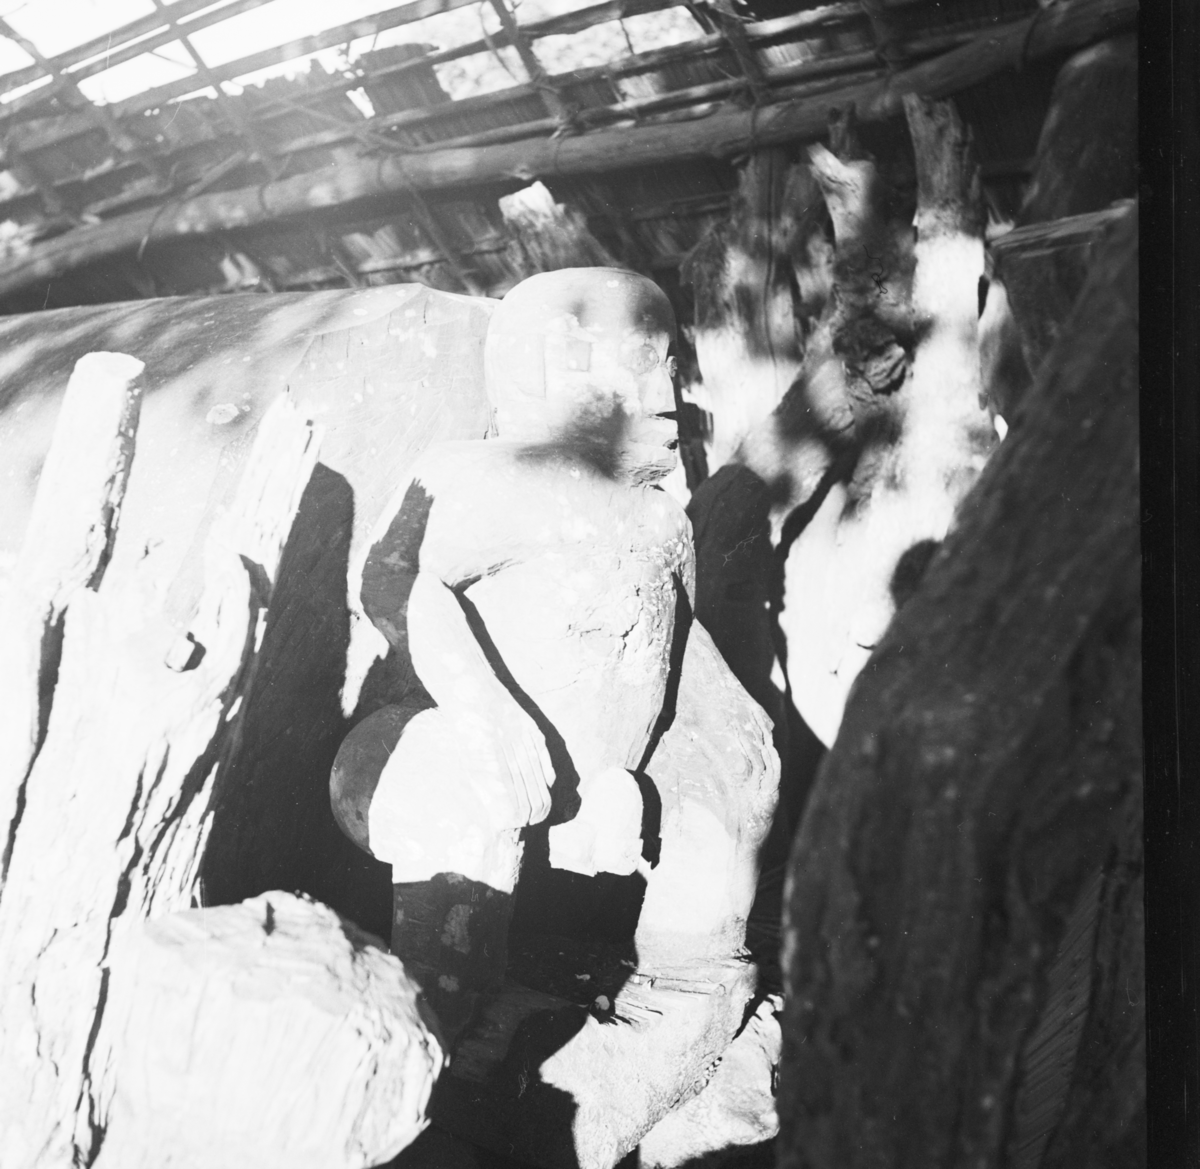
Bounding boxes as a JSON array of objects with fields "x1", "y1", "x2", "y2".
[
  {"x1": 979, "y1": 35, "x2": 1138, "y2": 418},
  {"x1": 94, "y1": 893, "x2": 443, "y2": 1169},
  {"x1": 0, "y1": 0, "x2": 1135, "y2": 304},
  {"x1": 988, "y1": 201, "x2": 1134, "y2": 417},
  {"x1": 977, "y1": 34, "x2": 1137, "y2": 424},
  {"x1": 778, "y1": 206, "x2": 1141, "y2": 1169},
  {"x1": 761, "y1": 95, "x2": 994, "y2": 748},
  {"x1": 0, "y1": 287, "x2": 493, "y2": 941},
  {"x1": 684, "y1": 149, "x2": 812, "y2": 470},
  {"x1": 0, "y1": 353, "x2": 142, "y2": 892},
  {"x1": 0, "y1": 394, "x2": 320, "y2": 1169}
]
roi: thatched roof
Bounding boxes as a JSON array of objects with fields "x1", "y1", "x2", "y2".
[{"x1": 0, "y1": 0, "x2": 1135, "y2": 312}]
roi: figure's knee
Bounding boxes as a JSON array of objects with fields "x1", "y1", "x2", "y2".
[
  {"x1": 330, "y1": 701, "x2": 427, "y2": 854},
  {"x1": 333, "y1": 705, "x2": 524, "y2": 893}
]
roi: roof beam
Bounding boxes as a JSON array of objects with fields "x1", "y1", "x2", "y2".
[
  {"x1": 0, "y1": 17, "x2": 168, "y2": 183},
  {"x1": 0, "y1": 0, "x2": 1136, "y2": 304},
  {"x1": 485, "y1": 0, "x2": 574, "y2": 125},
  {"x1": 0, "y1": 0, "x2": 275, "y2": 112},
  {"x1": 707, "y1": 0, "x2": 769, "y2": 103},
  {"x1": 0, "y1": 0, "x2": 478, "y2": 129},
  {"x1": 144, "y1": 0, "x2": 276, "y2": 166},
  {"x1": 0, "y1": 0, "x2": 886, "y2": 159}
]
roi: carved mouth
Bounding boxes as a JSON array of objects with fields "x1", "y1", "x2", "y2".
[{"x1": 643, "y1": 413, "x2": 679, "y2": 448}]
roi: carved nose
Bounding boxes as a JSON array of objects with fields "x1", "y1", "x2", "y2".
[{"x1": 643, "y1": 369, "x2": 675, "y2": 415}]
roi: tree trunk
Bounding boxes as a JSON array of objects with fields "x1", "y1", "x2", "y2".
[{"x1": 777, "y1": 205, "x2": 1141, "y2": 1169}]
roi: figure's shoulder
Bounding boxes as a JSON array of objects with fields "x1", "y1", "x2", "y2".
[{"x1": 409, "y1": 439, "x2": 515, "y2": 493}]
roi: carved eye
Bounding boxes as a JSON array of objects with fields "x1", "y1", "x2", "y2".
[
  {"x1": 665, "y1": 356, "x2": 678, "y2": 380},
  {"x1": 624, "y1": 343, "x2": 661, "y2": 375}
]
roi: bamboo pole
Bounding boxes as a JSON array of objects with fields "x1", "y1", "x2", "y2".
[{"x1": 0, "y1": 0, "x2": 1136, "y2": 303}]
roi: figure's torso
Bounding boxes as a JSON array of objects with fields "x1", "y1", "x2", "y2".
[{"x1": 417, "y1": 440, "x2": 693, "y2": 775}]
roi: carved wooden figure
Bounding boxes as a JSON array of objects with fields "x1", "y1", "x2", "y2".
[
  {"x1": 332, "y1": 268, "x2": 686, "y2": 1036},
  {"x1": 330, "y1": 270, "x2": 778, "y2": 1167}
]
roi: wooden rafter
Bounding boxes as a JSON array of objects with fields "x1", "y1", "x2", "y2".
[
  {"x1": 0, "y1": 17, "x2": 167, "y2": 184},
  {"x1": 145, "y1": 0, "x2": 276, "y2": 166},
  {"x1": 257, "y1": 89, "x2": 483, "y2": 294},
  {"x1": 708, "y1": 0, "x2": 770, "y2": 104},
  {"x1": 0, "y1": 0, "x2": 1135, "y2": 304},
  {"x1": 485, "y1": 0, "x2": 574, "y2": 125},
  {"x1": 0, "y1": 0, "x2": 271, "y2": 96},
  {"x1": 0, "y1": 0, "x2": 481, "y2": 130},
  {"x1": 0, "y1": 0, "x2": 898, "y2": 163},
  {"x1": 860, "y1": 0, "x2": 909, "y2": 67}
]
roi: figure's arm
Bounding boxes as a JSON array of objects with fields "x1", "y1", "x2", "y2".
[
  {"x1": 360, "y1": 464, "x2": 553, "y2": 826},
  {"x1": 406, "y1": 571, "x2": 552, "y2": 824}
]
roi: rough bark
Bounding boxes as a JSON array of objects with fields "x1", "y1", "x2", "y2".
[
  {"x1": 0, "y1": 394, "x2": 320, "y2": 1168},
  {"x1": 0, "y1": 0, "x2": 1136, "y2": 302},
  {"x1": 777, "y1": 205, "x2": 1140, "y2": 1169}
]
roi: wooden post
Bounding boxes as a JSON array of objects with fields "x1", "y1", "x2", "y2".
[{"x1": 0, "y1": 353, "x2": 142, "y2": 892}]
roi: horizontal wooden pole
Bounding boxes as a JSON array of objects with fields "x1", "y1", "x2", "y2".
[
  {"x1": 0, "y1": 0, "x2": 275, "y2": 124},
  {"x1": 0, "y1": 0, "x2": 260, "y2": 96},
  {"x1": 0, "y1": 0, "x2": 1136, "y2": 304},
  {"x1": 9, "y1": 0, "x2": 864, "y2": 157}
]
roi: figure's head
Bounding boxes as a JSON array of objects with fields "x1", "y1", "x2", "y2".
[{"x1": 483, "y1": 268, "x2": 679, "y2": 476}]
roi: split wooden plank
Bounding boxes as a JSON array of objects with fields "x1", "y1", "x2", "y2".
[
  {"x1": 0, "y1": 352, "x2": 143, "y2": 893},
  {"x1": 0, "y1": 0, "x2": 1136, "y2": 303},
  {"x1": 0, "y1": 392, "x2": 321, "y2": 1169}
]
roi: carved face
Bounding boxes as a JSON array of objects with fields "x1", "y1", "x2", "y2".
[{"x1": 484, "y1": 268, "x2": 679, "y2": 467}]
